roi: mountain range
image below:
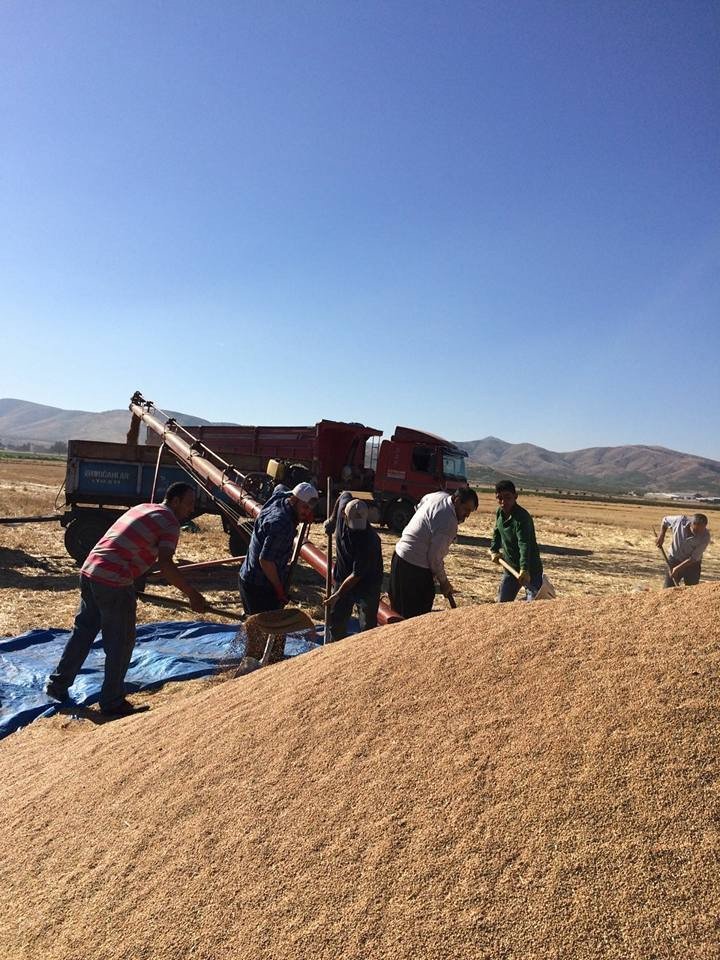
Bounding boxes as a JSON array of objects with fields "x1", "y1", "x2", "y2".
[
  {"x1": 1, "y1": 399, "x2": 719, "y2": 495},
  {"x1": 458, "y1": 436, "x2": 720, "y2": 496},
  {"x1": 0, "y1": 398, "x2": 212, "y2": 446}
]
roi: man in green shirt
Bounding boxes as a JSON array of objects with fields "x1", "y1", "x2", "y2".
[{"x1": 489, "y1": 479, "x2": 543, "y2": 602}]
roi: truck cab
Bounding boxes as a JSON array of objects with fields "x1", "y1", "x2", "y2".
[{"x1": 374, "y1": 427, "x2": 469, "y2": 532}]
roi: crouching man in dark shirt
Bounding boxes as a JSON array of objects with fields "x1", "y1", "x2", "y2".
[{"x1": 324, "y1": 498, "x2": 384, "y2": 643}]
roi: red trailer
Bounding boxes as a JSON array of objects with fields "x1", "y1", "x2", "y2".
[
  {"x1": 146, "y1": 418, "x2": 468, "y2": 534},
  {"x1": 147, "y1": 420, "x2": 381, "y2": 492},
  {"x1": 50, "y1": 399, "x2": 470, "y2": 564}
]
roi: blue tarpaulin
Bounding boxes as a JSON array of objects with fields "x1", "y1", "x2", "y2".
[{"x1": 0, "y1": 620, "x2": 322, "y2": 740}]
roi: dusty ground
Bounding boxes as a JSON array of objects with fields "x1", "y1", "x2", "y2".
[{"x1": 1, "y1": 457, "x2": 718, "y2": 637}]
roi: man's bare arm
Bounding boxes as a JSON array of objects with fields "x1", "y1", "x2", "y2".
[{"x1": 157, "y1": 548, "x2": 207, "y2": 612}]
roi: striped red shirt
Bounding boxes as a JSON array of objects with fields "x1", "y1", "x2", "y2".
[{"x1": 82, "y1": 503, "x2": 180, "y2": 587}]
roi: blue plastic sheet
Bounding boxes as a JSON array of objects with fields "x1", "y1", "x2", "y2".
[{"x1": 0, "y1": 620, "x2": 322, "y2": 740}]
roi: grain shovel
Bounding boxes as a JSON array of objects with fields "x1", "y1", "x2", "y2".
[
  {"x1": 324, "y1": 481, "x2": 333, "y2": 646},
  {"x1": 139, "y1": 593, "x2": 246, "y2": 620},
  {"x1": 496, "y1": 557, "x2": 556, "y2": 600},
  {"x1": 652, "y1": 526, "x2": 680, "y2": 588}
]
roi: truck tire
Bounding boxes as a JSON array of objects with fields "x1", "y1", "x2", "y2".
[
  {"x1": 64, "y1": 514, "x2": 116, "y2": 565},
  {"x1": 228, "y1": 518, "x2": 255, "y2": 556},
  {"x1": 387, "y1": 500, "x2": 414, "y2": 534}
]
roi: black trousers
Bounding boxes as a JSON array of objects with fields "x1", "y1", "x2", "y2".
[
  {"x1": 663, "y1": 560, "x2": 701, "y2": 588},
  {"x1": 239, "y1": 577, "x2": 282, "y2": 615},
  {"x1": 389, "y1": 552, "x2": 435, "y2": 619},
  {"x1": 327, "y1": 579, "x2": 382, "y2": 643}
]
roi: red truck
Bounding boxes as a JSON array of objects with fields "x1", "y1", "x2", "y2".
[
  {"x1": 146, "y1": 418, "x2": 469, "y2": 533},
  {"x1": 55, "y1": 416, "x2": 468, "y2": 563}
]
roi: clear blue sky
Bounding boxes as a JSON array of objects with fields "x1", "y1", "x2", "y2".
[{"x1": 2, "y1": 1, "x2": 719, "y2": 458}]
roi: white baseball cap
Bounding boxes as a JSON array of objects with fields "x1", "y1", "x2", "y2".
[
  {"x1": 344, "y1": 498, "x2": 369, "y2": 530},
  {"x1": 292, "y1": 482, "x2": 319, "y2": 504}
]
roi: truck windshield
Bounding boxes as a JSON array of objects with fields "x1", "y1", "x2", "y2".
[{"x1": 442, "y1": 454, "x2": 467, "y2": 480}]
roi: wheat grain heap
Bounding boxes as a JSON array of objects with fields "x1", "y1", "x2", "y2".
[{"x1": 1, "y1": 584, "x2": 718, "y2": 959}]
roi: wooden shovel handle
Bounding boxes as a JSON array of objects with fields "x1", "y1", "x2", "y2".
[
  {"x1": 498, "y1": 557, "x2": 521, "y2": 580},
  {"x1": 652, "y1": 526, "x2": 680, "y2": 587}
]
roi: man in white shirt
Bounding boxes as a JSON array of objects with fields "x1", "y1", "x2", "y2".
[
  {"x1": 389, "y1": 487, "x2": 478, "y2": 618},
  {"x1": 657, "y1": 513, "x2": 710, "y2": 587}
]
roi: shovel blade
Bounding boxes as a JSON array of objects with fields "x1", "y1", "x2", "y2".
[{"x1": 534, "y1": 575, "x2": 556, "y2": 601}]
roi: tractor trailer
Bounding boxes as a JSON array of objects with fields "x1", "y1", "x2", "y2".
[{"x1": 58, "y1": 407, "x2": 468, "y2": 563}]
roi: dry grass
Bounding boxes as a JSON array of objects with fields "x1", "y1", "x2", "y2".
[{"x1": 1, "y1": 458, "x2": 718, "y2": 638}]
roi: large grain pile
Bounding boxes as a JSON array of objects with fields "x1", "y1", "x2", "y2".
[{"x1": 1, "y1": 585, "x2": 718, "y2": 959}]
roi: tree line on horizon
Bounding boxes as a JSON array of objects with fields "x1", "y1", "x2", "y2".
[{"x1": 0, "y1": 439, "x2": 68, "y2": 455}]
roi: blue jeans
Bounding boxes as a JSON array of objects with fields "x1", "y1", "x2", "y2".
[
  {"x1": 238, "y1": 577, "x2": 283, "y2": 615},
  {"x1": 497, "y1": 570, "x2": 544, "y2": 603},
  {"x1": 49, "y1": 575, "x2": 137, "y2": 710}
]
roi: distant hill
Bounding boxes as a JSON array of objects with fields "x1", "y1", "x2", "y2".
[
  {"x1": 0, "y1": 398, "x2": 215, "y2": 447},
  {"x1": 458, "y1": 435, "x2": 720, "y2": 496}
]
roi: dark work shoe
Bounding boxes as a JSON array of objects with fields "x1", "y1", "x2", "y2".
[
  {"x1": 45, "y1": 680, "x2": 71, "y2": 702},
  {"x1": 100, "y1": 699, "x2": 150, "y2": 717}
]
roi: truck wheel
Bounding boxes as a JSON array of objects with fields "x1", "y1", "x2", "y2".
[
  {"x1": 387, "y1": 501, "x2": 414, "y2": 534},
  {"x1": 64, "y1": 515, "x2": 114, "y2": 565},
  {"x1": 228, "y1": 519, "x2": 255, "y2": 556}
]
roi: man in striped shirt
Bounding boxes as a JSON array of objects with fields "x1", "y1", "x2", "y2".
[{"x1": 45, "y1": 482, "x2": 207, "y2": 716}]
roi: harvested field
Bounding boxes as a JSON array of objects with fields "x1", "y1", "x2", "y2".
[
  {"x1": 1, "y1": 458, "x2": 718, "y2": 637},
  {"x1": 1, "y1": 584, "x2": 718, "y2": 959}
]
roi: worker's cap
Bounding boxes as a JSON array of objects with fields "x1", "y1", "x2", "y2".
[
  {"x1": 344, "y1": 498, "x2": 369, "y2": 530},
  {"x1": 292, "y1": 482, "x2": 319, "y2": 505}
]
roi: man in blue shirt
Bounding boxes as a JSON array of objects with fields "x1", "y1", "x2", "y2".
[
  {"x1": 324, "y1": 498, "x2": 384, "y2": 642},
  {"x1": 239, "y1": 482, "x2": 319, "y2": 614}
]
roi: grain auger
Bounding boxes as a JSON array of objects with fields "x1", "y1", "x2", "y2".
[{"x1": 128, "y1": 392, "x2": 402, "y2": 625}]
